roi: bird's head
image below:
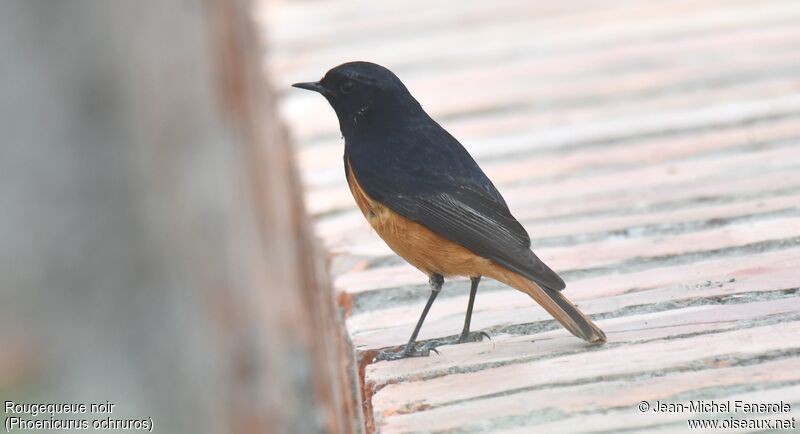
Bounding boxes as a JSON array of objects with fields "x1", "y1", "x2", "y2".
[{"x1": 292, "y1": 61, "x2": 421, "y2": 136}]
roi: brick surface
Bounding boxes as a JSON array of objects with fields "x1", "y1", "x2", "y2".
[{"x1": 261, "y1": 0, "x2": 800, "y2": 432}]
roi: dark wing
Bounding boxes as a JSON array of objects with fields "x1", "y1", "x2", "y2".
[{"x1": 347, "y1": 121, "x2": 565, "y2": 291}]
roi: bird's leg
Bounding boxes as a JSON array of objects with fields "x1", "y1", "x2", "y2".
[
  {"x1": 458, "y1": 276, "x2": 490, "y2": 343},
  {"x1": 374, "y1": 274, "x2": 444, "y2": 362},
  {"x1": 421, "y1": 276, "x2": 490, "y2": 352}
]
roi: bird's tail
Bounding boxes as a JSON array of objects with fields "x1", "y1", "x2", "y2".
[{"x1": 491, "y1": 268, "x2": 606, "y2": 343}]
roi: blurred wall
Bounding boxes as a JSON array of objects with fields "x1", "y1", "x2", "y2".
[{"x1": 0, "y1": 1, "x2": 357, "y2": 433}]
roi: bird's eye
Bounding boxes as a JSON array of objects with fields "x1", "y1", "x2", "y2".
[{"x1": 340, "y1": 81, "x2": 354, "y2": 94}]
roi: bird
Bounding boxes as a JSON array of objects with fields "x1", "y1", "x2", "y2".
[{"x1": 293, "y1": 61, "x2": 606, "y2": 361}]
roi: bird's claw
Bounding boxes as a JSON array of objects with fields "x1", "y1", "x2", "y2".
[
  {"x1": 373, "y1": 344, "x2": 437, "y2": 362},
  {"x1": 420, "y1": 330, "x2": 491, "y2": 352},
  {"x1": 461, "y1": 330, "x2": 492, "y2": 344},
  {"x1": 373, "y1": 331, "x2": 490, "y2": 362}
]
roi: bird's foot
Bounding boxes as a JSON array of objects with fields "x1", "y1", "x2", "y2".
[
  {"x1": 421, "y1": 331, "x2": 491, "y2": 352},
  {"x1": 373, "y1": 344, "x2": 439, "y2": 362},
  {"x1": 458, "y1": 330, "x2": 491, "y2": 344}
]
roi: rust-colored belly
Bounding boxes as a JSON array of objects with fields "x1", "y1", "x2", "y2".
[{"x1": 346, "y1": 162, "x2": 491, "y2": 278}]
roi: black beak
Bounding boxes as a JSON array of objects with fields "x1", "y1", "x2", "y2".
[{"x1": 292, "y1": 81, "x2": 330, "y2": 96}]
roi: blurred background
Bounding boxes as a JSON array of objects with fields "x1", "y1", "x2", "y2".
[
  {"x1": 1, "y1": 1, "x2": 353, "y2": 433},
  {"x1": 2, "y1": 0, "x2": 800, "y2": 433}
]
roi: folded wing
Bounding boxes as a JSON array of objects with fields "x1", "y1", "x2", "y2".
[{"x1": 347, "y1": 123, "x2": 565, "y2": 291}]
